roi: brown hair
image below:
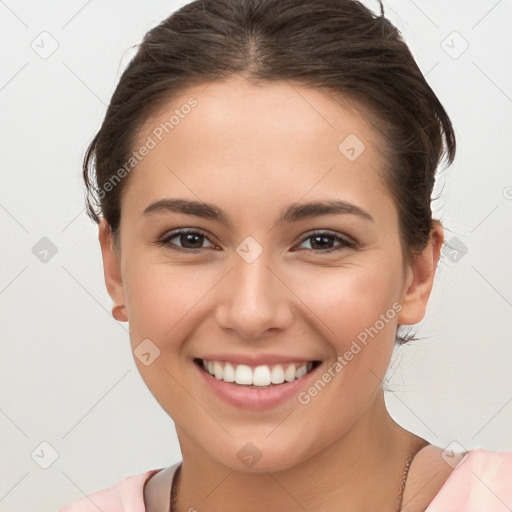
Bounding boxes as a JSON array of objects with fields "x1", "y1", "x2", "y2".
[{"x1": 83, "y1": 0, "x2": 456, "y2": 344}]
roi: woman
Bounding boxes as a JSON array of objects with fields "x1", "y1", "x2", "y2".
[{"x1": 59, "y1": 0, "x2": 512, "y2": 511}]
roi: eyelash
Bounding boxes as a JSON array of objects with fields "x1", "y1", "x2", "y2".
[{"x1": 157, "y1": 228, "x2": 357, "y2": 254}]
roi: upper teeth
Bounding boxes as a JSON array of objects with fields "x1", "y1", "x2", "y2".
[{"x1": 202, "y1": 359, "x2": 313, "y2": 386}]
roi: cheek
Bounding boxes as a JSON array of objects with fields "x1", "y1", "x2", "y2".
[
  {"x1": 122, "y1": 262, "x2": 203, "y2": 418},
  {"x1": 124, "y1": 260, "x2": 217, "y2": 341},
  {"x1": 292, "y1": 258, "x2": 402, "y2": 345},
  {"x1": 292, "y1": 265, "x2": 401, "y2": 422}
]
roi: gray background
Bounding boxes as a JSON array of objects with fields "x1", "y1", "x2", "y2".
[{"x1": 0, "y1": 1, "x2": 511, "y2": 510}]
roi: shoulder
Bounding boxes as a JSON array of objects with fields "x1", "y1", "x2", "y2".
[
  {"x1": 450, "y1": 448, "x2": 512, "y2": 488},
  {"x1": 440, "y1": 447, "x2": 512, "y2": 489},
  {"x1": 464, "y1": 447, "x2": 512, "y2": 471},
  {"x1": 58, "y1": 468, "x2": 165, "y2": 512},
  {"x1": 426, "y1": 448, "x2": 512, "y2": 511},
  {"x1": 402, "y1": 444, "x2": 467, "y2": 511}
]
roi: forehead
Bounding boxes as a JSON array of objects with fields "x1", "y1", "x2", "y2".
[
  {"x1": 123, "y1": 76, "x2": 393, "y2": 224},
  {"x1": 138, "y1": 76, "x2": 383, "y2": 153}
]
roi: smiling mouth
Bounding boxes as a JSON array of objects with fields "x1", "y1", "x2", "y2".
[{"x1": 193, "y1": 358, "x2": 322, "y2": 388}]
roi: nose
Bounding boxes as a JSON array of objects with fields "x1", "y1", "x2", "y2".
[{"x1": 215, "y1": 250, "x2": 294, "y2": 340}]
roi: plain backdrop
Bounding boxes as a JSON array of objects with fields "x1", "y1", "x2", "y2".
[{"x1": 0, "y1": 1, "x2": 511, "y2": 511}]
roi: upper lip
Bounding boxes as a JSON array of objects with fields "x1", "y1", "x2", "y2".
[{"x1": 195, "y1": 354, "x2": 321, "y2": 366}]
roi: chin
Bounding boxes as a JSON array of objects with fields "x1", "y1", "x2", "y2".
[{"x1": 204, "y1": 433, "x2": 316, "y2": 474}]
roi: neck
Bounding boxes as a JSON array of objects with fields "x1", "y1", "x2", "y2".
[{"x1": 173, "y1": 392, "x2": 428, "y2": 512}]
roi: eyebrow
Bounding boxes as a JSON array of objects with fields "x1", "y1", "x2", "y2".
[{"x1": 142, "y1": 198, "x2": 374, "y2": 227}]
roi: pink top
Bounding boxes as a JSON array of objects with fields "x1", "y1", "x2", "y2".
[{"x1": 59, "y1": 449, "x2": 512, "y2": 511}]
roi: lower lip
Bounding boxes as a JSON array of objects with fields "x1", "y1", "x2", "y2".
[{"x1": 194, "y1": 360, "x2": 321, "y2": 410}]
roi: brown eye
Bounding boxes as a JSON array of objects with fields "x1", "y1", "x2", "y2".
[
  {"x1": 158, "y1": 229, "x2": 215, "y2": 252},
  {"x1": 296, "y1": 231, "x2": 356, "y2": 254}
]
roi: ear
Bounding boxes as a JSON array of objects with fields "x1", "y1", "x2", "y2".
[
  {"x1": 397, "y1": 221, "x2": 444, "y2": 325},
  {"x1": 98, "y1": 218, "x2": 127, "y2": 321}
]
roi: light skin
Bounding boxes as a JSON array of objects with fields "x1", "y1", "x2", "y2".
[{"x1": 99, "y1": 76, "x2": 457, "y2": 511}]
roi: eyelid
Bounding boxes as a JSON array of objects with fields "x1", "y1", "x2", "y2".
[
  {"x1": 298, "y1": 229, "x2": 356, "y2": 245},
  {"x1": 294, "y1": 229, "x2": 357, "y2": 252},
  {"x1": 157, "y1": 228, "x2": 217, "y2": 251}
]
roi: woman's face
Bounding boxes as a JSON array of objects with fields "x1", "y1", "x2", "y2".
[{"x1": 100, "y1": 76, "x2": 439, "y2": 472}]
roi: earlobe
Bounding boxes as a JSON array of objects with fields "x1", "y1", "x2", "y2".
[
  {"x1": 98, "y1": 218, "x2": 128, "y2": 321},
  {"x1": 397, "y1": 222, "x2": 444, "y2": 326}
]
